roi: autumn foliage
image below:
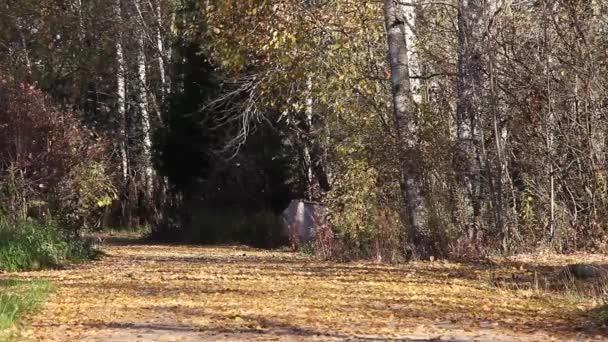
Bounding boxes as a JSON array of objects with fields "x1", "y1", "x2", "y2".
[{"x1": 0, "y1": 75, "x2": 115, "y2": 231}]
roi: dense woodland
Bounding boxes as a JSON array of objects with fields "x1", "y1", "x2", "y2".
[{"x1": 1, "y1": 0, "x2": 608, "y2": 261}]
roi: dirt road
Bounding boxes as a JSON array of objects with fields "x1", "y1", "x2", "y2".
[{"x1": 11, "y1": 240, "x2": 607, "y2": 341}]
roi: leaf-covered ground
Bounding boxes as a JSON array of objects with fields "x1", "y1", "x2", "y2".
[{"x1": 8, "y1": 239, "x2": 608, "y2": 341}]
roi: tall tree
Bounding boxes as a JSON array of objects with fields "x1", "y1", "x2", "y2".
[
  {"x1": 114, "y1": 0, "x2": 129, "y2": 186},
  {"x1": 455, "y1": 0, "x2": 485, "y2": 237},
  {"x1": 383, "y1": 0, "x2": 429, "y2": 257},
  {"x1": 134, "y1": 0, "x2": 156, "y2": 209}
]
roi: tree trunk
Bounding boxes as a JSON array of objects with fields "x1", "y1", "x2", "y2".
[
  {"x1": 455, "y1": 0, "x2": 486, "y2": 238},
  {"x1": 135, "y1": 0, "x2": 155, "y2": 206},
  {"x1": 154, "y1": 0, "x2": 167, "y2": 103},
  {"x1": 113, "y1": 0, "x2": 129, "y2": 186},
  {"x1": 75, "y1": 0, "x2": 87, "y2": 111},
  {"x1": 383, "y1": 0, "x2": 429, "y2": 258},
  {"x1": 402, "y1": 2, "x2": 421, "y2": 105},
  {"x1": 304, "y1": 77, "x2": 315, "y2": 199}
]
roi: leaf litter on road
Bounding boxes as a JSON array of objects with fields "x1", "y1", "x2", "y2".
[{"x1": 7, "y1": 242, "x2": 608, "y2": 341}]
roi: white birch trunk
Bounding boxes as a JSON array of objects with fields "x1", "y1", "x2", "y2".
[
  {"x1": 114, "y1": 0, "x2": 129, "y2": 184},
  {"x1": 455, "y1": 0, "x2": 487, "y2": 233},
  {"x1": 75, "y1": 0, "x2": 85, "y2": 43},
  {"x1": 384, "y1": 0, "x2": 428, "y2": 256},
  {"x1": 154, "y1": 0, "x2": 167, "y2": 102},
  {"x1": 135, "y1": 1, "x2": 155, "y2": 199},
  {"x1": 402, "y1": 2, "x2": 422, "y2": 105},
  {"x1": 75, "y1": 0, "x2": 86, "y2": 110},
  {"x1": 548, "y1": 71, "x2": 556, "y2": 240},
  {"x1": 304, "y1": 77, "x2": 314, "y2": 199},
  {"x1": 455, "y1": 0, "x2": 505, "y2": 236}
]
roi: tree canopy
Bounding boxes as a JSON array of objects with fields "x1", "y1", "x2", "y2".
[{"x1": 2, "y1": 0, "x2": 608, "y2": 258}]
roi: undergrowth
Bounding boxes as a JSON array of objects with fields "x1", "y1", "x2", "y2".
[
  {"x1": 151, "y1": 209, "x2": 287, "y2": 248},
  {"x1": 484, "y1": 261, "x2": 608, "y2": 326},
  {"x1": 0, "y1": 217, "x2": 99, "y2": 272}
]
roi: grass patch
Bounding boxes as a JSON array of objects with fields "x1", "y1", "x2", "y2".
[
  {"x1": 590, "y1": 304, "x2": 608, "y2": 325},
  {"x1": 298, "y1": 241, "x2": 316, "y2": 256},
  {"x1": 0, "y1": 279, "x2": 53, "y2": 339},
  {"x1": 0, "y1": 217, "x2": 98, "y2": 272}
]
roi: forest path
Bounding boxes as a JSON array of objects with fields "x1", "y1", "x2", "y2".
[{"x1": 11, "y1": 239, "x2": 608, "y2": 341}]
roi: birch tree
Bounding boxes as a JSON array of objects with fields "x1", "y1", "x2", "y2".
[
  {"x1": 114, "y1": 0, "x2": 129, "y2": 185},
  {"x1": 454, "y1": 0, "x2": 485, "y2": 236},
  {"x1": 134, "y1": 0, "x2": 155, "y2": 204},
  {"x1": 154, "y1": 0, "x2": 168, "y2": 102},
  {"x1": 383, "y1": 0, "x2": 429, "y2": 256}
]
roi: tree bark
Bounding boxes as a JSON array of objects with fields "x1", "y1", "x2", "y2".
[
  {"x1": 113, "y1": 0, "x2": 129, "y2": 186},
  {"x1": 304, "y1": 77, "x2": 315, "y2": 199},
  {"x1": 383, "y1": 0, "x2": 429, "y2": 257},
  {"x1": 135, "y1": 0, "x2": 155, "y2": 204},
  {"x1": 153, "y1": 0, "x2": 167, "y2": 103},
  {"x1": 455, "y1": 0, "x2": 486, "y2": 237},
  {"x1": 402, "y1": 2, "x2": 422, "y2": 105}
]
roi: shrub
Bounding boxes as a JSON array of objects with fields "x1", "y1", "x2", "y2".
[
  {"x1": 0, "y1": 217, "x2": 96, "y2": 272},
  {"x1": 54, "y1": 161, "x2": 117, "y2": 233},
  {"x1": 0, "y1": 75, "x2": 115, "y2": 234},
  {"x1": 323, "y1": 151, "x2": 407, "y2": 261}
]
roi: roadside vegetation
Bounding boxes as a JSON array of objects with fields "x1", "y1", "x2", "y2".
[
  {"x1": 0, "y1": 218, "x2": 98, "y2": 272},
  {"x1": 0, "y1": 75, "x2": 111, "y2": 272},
  {"x1": 0, "y1": 279, "x2": 53, "y2": 340}
]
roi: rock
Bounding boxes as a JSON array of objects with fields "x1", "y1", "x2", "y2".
[{"x1": 281, "y1": 200, "x2": 327, "y2": 245}]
